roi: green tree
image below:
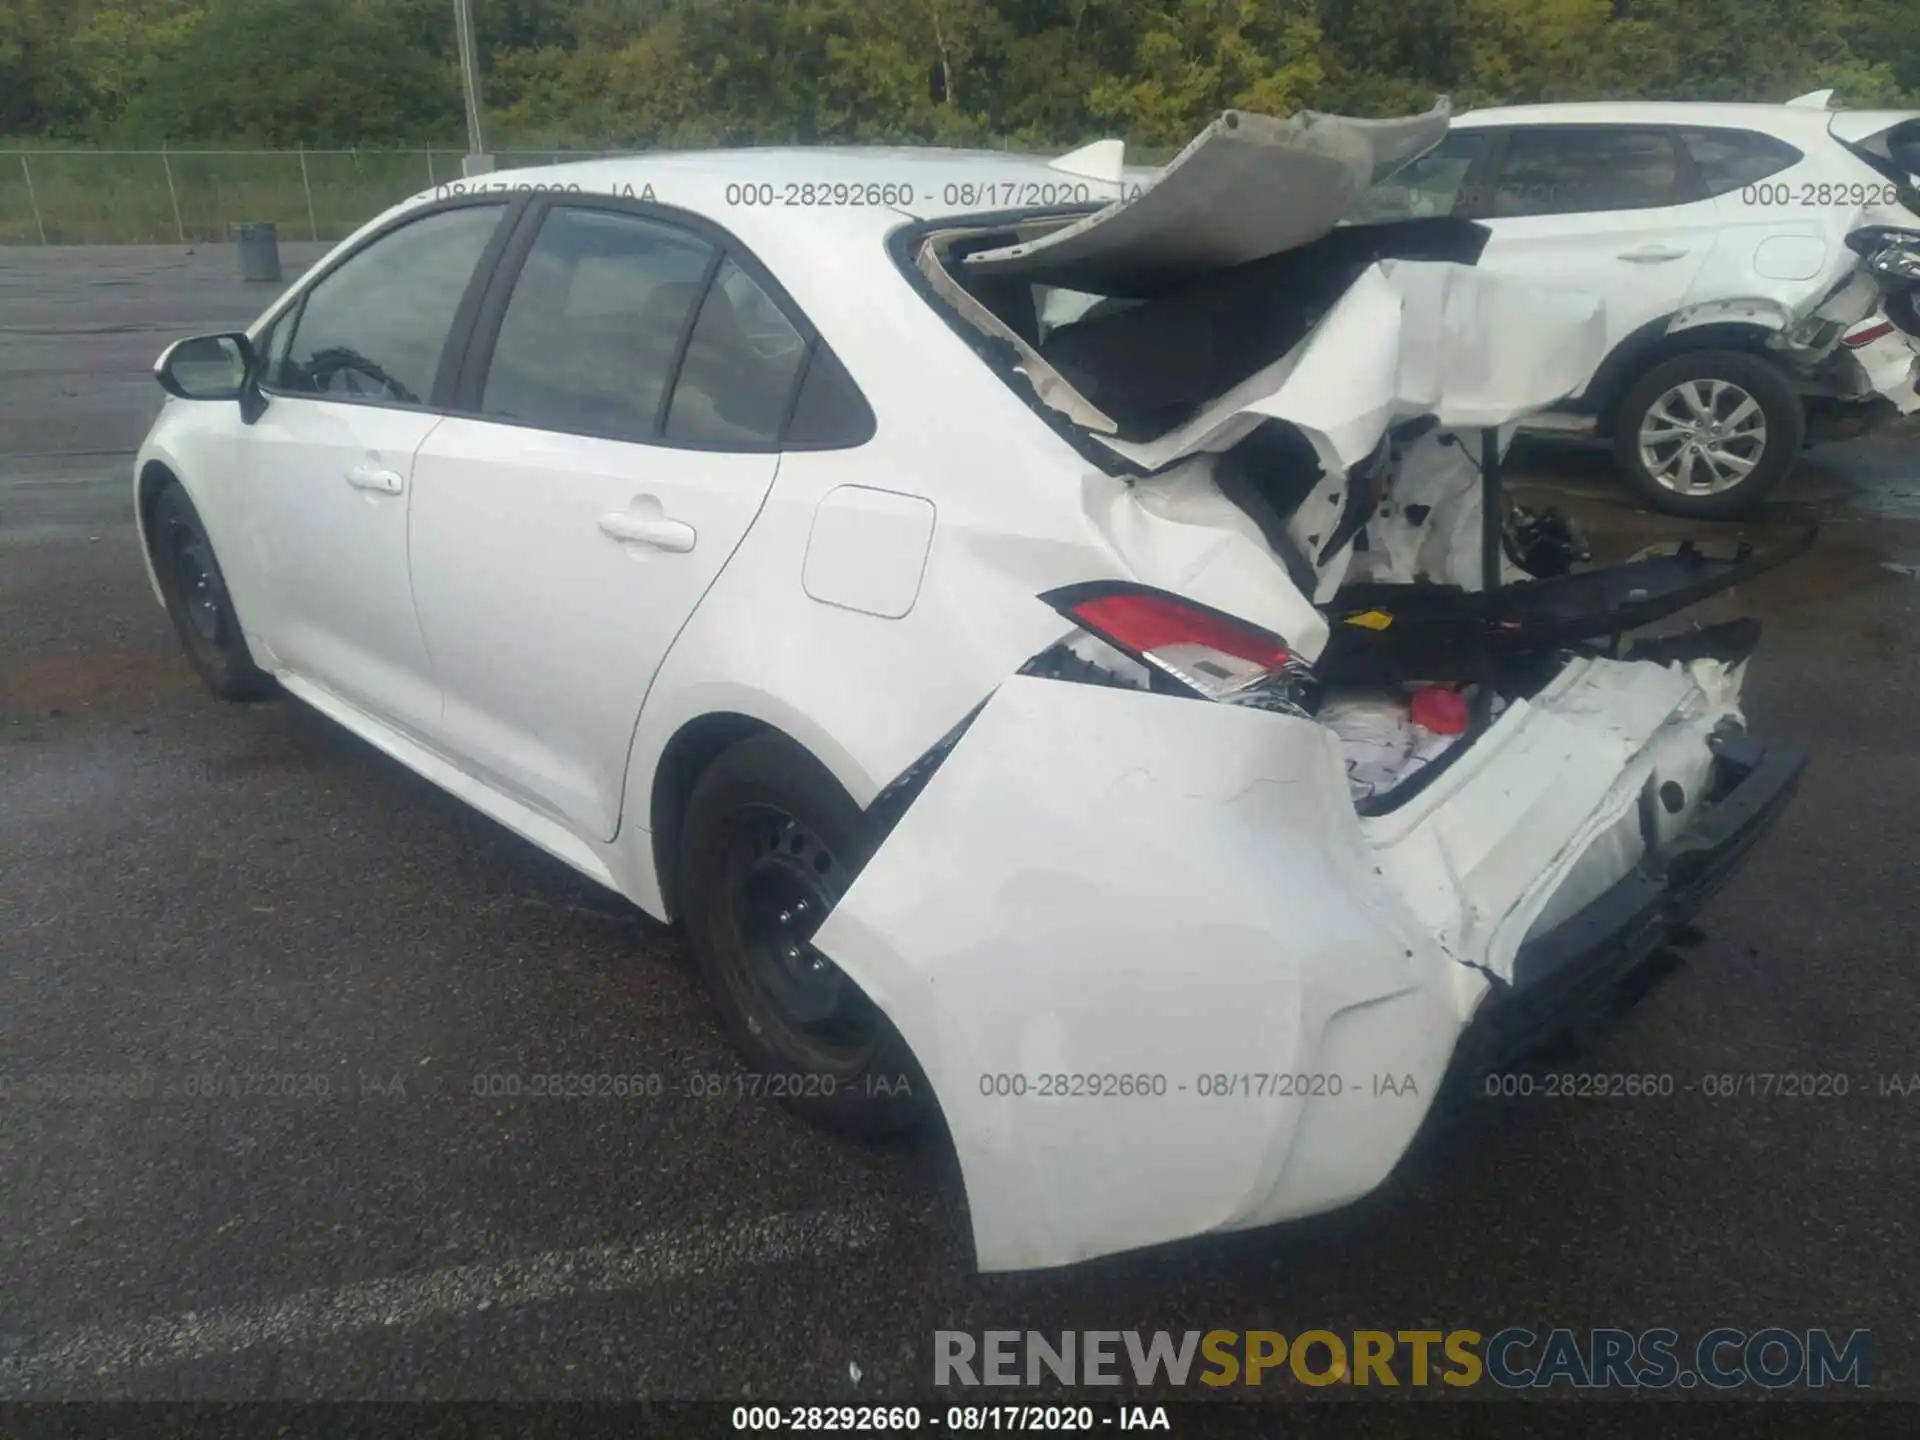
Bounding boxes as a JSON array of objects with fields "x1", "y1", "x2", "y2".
[
  {"x1": 115, "y1": 0, "x2": 463, "y2": 144},
  {"x1": 1087, "y1": 0, "x2": 1327, "y2": 145},
  {"x1": 1, "y1": 0, "x2": 92, "y2": 135},
  {"x1": 4, "y1": 0, "x2": 1914, "y2": 150}
]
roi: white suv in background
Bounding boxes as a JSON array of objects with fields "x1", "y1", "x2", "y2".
[{"x1": 1363, "y1": 95, "x2": 1920, "y2": 516}]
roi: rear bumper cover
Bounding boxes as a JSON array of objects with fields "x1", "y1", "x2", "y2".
[{"x1": 1455, "y1": 729, "x2": 1810, "y2": 1077}]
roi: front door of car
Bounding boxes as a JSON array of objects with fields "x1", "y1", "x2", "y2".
[
  {"x1": 1464, "y1": 126, "x2": 1719, "y2": 374},
  {"x1": 407, "y1": 202, "x2": 809, "y2": 841},
  {"x1": 243, "y1": 200, "x2": 511, "y2": 740}
]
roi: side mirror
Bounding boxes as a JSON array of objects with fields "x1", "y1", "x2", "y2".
[{"x1": 155, "y1": 333, "x2": 256, "y2": 401}]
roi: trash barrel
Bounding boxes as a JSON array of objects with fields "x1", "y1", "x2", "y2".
[{"x1": 234, "y1": 222, "x2": 282, "y2": 283}]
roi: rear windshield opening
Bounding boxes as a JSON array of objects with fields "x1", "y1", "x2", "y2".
[{"x1": 914, "y1": 215, "x2": 1489, "y2": 446}]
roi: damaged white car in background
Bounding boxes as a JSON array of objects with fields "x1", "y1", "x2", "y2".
[
  {"x1": 1355, "y1": 94, "x2": 1920, "y2": 516},
  {"x1": 138, "y1": 100, "x2": 1913, "y2": 1274}
]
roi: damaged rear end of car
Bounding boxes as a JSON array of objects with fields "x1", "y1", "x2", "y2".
[{"x1": 808, "y1": 104, "x2": 1813, "y2": 1272}]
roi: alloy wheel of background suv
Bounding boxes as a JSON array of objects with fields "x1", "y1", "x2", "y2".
[{"x1": 1611, "y1": 350, "x2": 1804, "y2": 519}]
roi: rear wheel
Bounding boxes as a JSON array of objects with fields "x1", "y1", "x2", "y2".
[
  {"x1": 1611, "y1": 349, "x2": 1803, "y2": 519},
  {"x1": 147, "y1": 482, "x2": 275, "y2": 700},
  {"x1": 680, "y1": 733, "x2": 931, "y2": 1137}
]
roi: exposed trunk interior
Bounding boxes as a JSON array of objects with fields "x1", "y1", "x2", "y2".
[
  {"x1": 985, "y1": 217, "x2": 1489, "y2": 442},
  {"x1": 904, "y1": 120, "x2": 1818, "y2": 816}
]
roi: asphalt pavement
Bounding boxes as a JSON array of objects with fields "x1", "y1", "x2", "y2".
[{"x1": 3, "y1": 244, "x2": 1919, "y2": 1405}]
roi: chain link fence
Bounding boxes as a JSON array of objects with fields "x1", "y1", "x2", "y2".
[{"x1": 0, "y1": 148, "x2": 637, "y2": 246}]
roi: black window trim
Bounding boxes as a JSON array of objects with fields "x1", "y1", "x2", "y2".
[
  {"x1": 653, "y1": 245, "x2": 728, "y2": 439},
  {"x1": 447, "y1": 190, "x2": 871, "y2": 455},
  {"x1": 251, "y1": 191, "x2": 528, "y2": 416},
  {"x1": 1462, "y1": 124, "x2": 1694, "y2": 220}
]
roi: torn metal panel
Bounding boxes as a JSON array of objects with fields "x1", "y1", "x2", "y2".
[
  {"x1": 1100, "y1": 261, "x2": 1605, "y2": 476},
  {"x1": 811, "y1": 676, "x2": 1461, "y2": 1271},
  {"x1": 1342, "y1": 430, "x2": 1510, "y2": 591},
  {"x1": 1085, "y1": 461, "x2": 1334, "y2": 659},
  {"x1": 1851, "y1": 326, "x2": 1920, "y2": 414},
  {"x1": 959, "y1": 103, "x2": 1452, "y2": 296},
  {"x1": 1361, "y1": 655, "x2": 1743, "y2": 982},
  {"x1": 1679, "y1": 216, "x2": 1911, "y2": 357}
]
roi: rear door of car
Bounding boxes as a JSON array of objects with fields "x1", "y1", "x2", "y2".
[
  {"x1": 1462, "y1": 125, "x2": 1719, "y2": 382},
  {"x1": 404, "y1": 197, "x2": 815, "y2": 841}
]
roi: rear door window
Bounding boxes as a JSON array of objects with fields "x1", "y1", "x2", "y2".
[
  {"x1": 479, "y1": 205, "x2": 718, "y2": 442},
  {"x1": 1354, "y1": 132, "x2": 1495, "y2": 221},
  {"x1": 1487, "y1": 128, "x2": 1684, "y2": 217},
  {"x1": 1679, "y1": 128, "x2": 1804, "y2": 197}
]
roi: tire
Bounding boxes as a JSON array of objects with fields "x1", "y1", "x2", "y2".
[
  {"x1": 146, "y1": 482, "x2": 276, "y2": 701},
  {"x1": 1611, "y1": 349, "x2": 1804, "y2": 520},
  {"x1": 679, "y1": 733, "x2": 932, "y2": 1137}
]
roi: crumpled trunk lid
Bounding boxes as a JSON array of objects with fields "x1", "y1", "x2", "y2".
[{"x1": 958, "y1": 103, "x2": 1454, "y2": 295}]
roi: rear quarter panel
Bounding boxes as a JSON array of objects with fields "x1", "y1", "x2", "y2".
[{"x1": 611, "y1": 247, "x2": 1127, "y2": 916}]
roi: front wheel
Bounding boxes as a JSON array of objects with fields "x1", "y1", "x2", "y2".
[
  {"x1": 1611, "y1": 350, "x2": 1804, "y2": 519},
  {"x1": 679, "y1": 733, "x2": 931, "y2": 1138},
  {"x1": 147, "y1": 482, "x2": 276, "y2": 700}
]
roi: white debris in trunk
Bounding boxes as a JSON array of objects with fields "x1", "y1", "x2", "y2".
[{"x1": 1320, "y1": 689, "x2": 1491, "y2": 800}]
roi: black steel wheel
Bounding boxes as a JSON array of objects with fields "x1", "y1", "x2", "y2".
[
  {"x1": 147, "y1": 482, "x2": 275, "y2": 701},
  {"x1": 681, "y1": 733, "x2": 931, "y2": 1137}
]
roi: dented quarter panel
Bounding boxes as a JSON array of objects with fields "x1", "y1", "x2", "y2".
[
  {"x1": 812, "y1": 655, "x2": 1750, "y2": 1269},
  {"x1": 1088, "y1": 461, "x2": 1333, "y2": 658},
  {"x1": 1672, "y1": 201, "x2": 1909, "y2": 352},
  {"x1": 811, "y1": 676, "x2": 1463, "y2": 1271}
]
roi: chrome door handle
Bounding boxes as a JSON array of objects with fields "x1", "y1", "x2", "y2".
[
  {"x1": 1618, "y1": 246, "x2": 1689, "y2": 263},
  {"x1": 598, "y1": 511, "x2": 697, "y2": 552},
  {"x1": 345, "y1": 464, "x2": 404, "y2": 494}
]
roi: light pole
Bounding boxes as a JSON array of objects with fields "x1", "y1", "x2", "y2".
[{"x1": 453, "y1": 0, "x2": 493, "y2": 176}]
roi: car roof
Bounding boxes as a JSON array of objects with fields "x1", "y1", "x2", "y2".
[
  {"x1": 1450, "y1": 100, "x2": 1841, "y2": 137},
  {"x1": 363, "y1": 146, "x2": 1152, "y2": 388},
  {"x1": 407, "y1": 145, "x2": 1145, "y2": 223},
  {"x1": 388, "y1": 144, "x2": 1168, "y2": 285}
]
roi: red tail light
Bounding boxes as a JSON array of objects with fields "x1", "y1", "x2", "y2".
[
  {"x1": 1844, "y1": 319, "x2": 1897, "y2": 348},
  {"x1": 1038, "y1": 580, "x2": 1315, "y2": 708}
]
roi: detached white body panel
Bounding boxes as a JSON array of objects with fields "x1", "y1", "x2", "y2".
[
  {"x1": 815, "y1": 658, "x2": 1745, "y2": 1272},
  {"x1": 816, "y1": 678, "x2": 1458, "y2": 1271}
]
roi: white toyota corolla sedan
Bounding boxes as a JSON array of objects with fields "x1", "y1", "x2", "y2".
[{"x1": 138, "y1": 104, "x2": 1836, "y2": 1271}]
